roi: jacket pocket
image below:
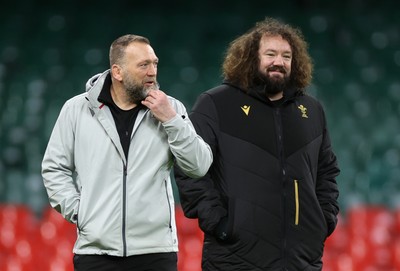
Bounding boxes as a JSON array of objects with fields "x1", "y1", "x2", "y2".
[
  {"x1": 294, "y1": 179, "x2": 300, "y2": 226},
  {"x1": 214, "y1": 197, "x2": 236, "y2": 242},
  {"x1": 164, "y1": 180, "x2": 172, "y2": 231}
]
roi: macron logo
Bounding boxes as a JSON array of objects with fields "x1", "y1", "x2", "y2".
[{"x1": 241, "y1": 105, "x2": 251, "y2": 116}]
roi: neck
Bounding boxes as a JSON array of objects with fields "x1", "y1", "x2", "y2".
[{"x1": 110, "y1": 85, "x2": 137, "y2": 110}]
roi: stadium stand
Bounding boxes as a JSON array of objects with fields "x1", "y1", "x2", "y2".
[
  {"x1": 1, "y1": 204, "x2": 400, "y2": 270},
  {"x1": 0, "y1": 0, "x2": 399, "y2": 270}
]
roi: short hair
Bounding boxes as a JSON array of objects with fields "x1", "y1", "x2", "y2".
[
  {"x1": 222, "y1": 17, "x2": 313, "y2": 92},
  {"x1": 109, "y1": 34, "x2": 150, "y2": 67}
]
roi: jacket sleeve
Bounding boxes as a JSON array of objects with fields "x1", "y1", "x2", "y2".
[
  {"x1": 162, "y1": 97, "x2": 213, "y2": 179},
  {"x1": 316, "y1": 107, "x2": 340, "y2": 237},
  {"x1": 41, "y1": 100, "x2": 80, "y2": 224},
  {"x1": 174, "y1": 93, "x2": 227, "y2": 235}
]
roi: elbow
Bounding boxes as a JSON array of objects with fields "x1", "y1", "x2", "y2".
[
  {"x1": 180, "y1": 152, "x2": 213, "y2": 178},
  {"x1": 187, "y1": 165, "x2": 210, "y2": 179},
  {"x1": 196, "y1": 151, "x2": 213, "y2": 177},
  {"x1": 186, "y1": 161, "x2": 212, "y2": 178}
]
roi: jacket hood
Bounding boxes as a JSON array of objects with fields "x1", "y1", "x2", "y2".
[
  {"x1": 86, "y1": 72, "x2": 104, "y2": 92},
  {"x1": 85, "y1": 70, "x2": 110, "y2": 108}
]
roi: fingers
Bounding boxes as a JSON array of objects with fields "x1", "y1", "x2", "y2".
[
  {"x1": 141, "y1": 90, "x2": 176, "y2": 123},
  {"x1": 142, "y1": 90, "x2": 164, "y2": 106},
  {"x1": 147, "y1": 89, "x2": 164, "y2": 98},
  {"x1": 144, "y1": 90, "x2": 165, "y2": 103},
  {"x1": 144, "y1": 96, "x2": 154, "y2": 104}
]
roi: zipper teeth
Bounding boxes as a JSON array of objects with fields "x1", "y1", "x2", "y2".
[
  {"x1": 122, "y1": 165, "x2": 127, "y2": 256},
  {"x1": 274, "y1": 108, "x2": 286, "y2": 265},
  {"x1": 164, "y1": 180, "x2": 172, "y2": 230},
  {"x1": 294, "y1": 179, "x2": 299, "y2": 225}
]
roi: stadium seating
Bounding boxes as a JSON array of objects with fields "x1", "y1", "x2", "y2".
[{"x1": 0, "y1": 204, "x2": 400, "y2": 271}]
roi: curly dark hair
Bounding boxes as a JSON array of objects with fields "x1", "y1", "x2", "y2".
[{"x1": 222, "y1": 17, "x2": 313, "y2": 92}]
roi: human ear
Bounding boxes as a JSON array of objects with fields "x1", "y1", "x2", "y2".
[{"x1": 111, "y1": 64, "x2": 123, "y2": 81}]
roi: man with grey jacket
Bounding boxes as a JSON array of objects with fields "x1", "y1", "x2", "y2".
[{"x1": 41, "y1": 34, "x2": 212, "y2": 271}]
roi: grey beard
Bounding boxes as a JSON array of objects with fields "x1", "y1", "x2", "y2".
[{"x1": 126, "y1": 82, "x2": 160, "y2": 103}]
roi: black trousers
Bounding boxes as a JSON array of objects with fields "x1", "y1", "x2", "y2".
[{"x1": 73, "y1": 252, "x2": 177, "y2": 271}]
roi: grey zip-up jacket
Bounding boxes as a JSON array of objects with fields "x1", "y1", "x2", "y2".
[{"x1": 42, "y1": 70, "x2": 212, "y2": 256}]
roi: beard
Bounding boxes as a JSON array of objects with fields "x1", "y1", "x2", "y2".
[
  {"x1": 123, "y1": 77, "x2": 160, "y2": 103},
  {"x1": 255, "y1": 65, "x2": 291, "y2": 96}
]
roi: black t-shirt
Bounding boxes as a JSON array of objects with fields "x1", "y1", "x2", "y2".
[{"x1": 98, "y1": 74, "x2": 144, "y2": 159}]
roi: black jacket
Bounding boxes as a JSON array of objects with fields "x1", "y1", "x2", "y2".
[{"x1": 175, "y1": 82, "x2": 340, "y2": 271}]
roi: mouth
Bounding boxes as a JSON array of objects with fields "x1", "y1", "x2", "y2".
[
  {"x1": 267, "y1": 67, "x2": 286, "y2": 78},
  {"x1": 144, "y1": 81, "x2": 155, "y2": 86},
  {"x1": 143, "y1": 80, "x2": 159, "y2": 91},
  {"x1": 267, "y1": 66, "x2": 286, "y2": 74},
  {"x1": 268, "y1": 71, "x2": 285, "y2": 79},
  {"x1": 143, "y1": 82, "x2": 156, "y2": 90}
]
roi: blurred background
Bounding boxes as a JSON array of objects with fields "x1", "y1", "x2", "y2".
[{"x1": 0, "y1": 0, "x2": 399, "y2": 270}]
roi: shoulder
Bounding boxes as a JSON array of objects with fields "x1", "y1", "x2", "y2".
[
  {"x1": 205, "y1": 83, "x2": 240, "y2": 97},
  {"x1": 56, "y1": 93, "x2": 90, "y2": 120},
  {"x1": 196, "y1": 83, "x2": 243, "y2": 106},
  {"x1": 192, "y1": 83, "x2": 248, "y2": 121},
  {"x1": 62, "y1": 93, "x2": 88, "y2": 110}
]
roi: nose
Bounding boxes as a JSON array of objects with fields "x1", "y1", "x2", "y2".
[
  {"x1": 273, "y1": 55, "x2": 285, "y2": 66},
  {"x1": 147, "y1": 63, "x2": 157, "y2": 76}
]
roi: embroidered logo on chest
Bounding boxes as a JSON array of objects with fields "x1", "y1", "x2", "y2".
[
  {"x1": 298, "y1": 105, "x2": 308, "y2": 118},
  {"x1": 241, "y1": 105, "x2": 251, "y2": 116}
]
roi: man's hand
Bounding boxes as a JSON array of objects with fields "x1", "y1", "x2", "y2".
[{"x1": 141, "y1": 90, "x2": 177, "y2": 123}]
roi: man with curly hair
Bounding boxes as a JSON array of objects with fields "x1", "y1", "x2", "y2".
[{"x1": 175, "y1": 17, "x2": 340, "y2": 271}]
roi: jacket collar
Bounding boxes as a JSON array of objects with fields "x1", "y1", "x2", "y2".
[{"x1": 223, "y1": 80, "x2": 301, "y2": 106}]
